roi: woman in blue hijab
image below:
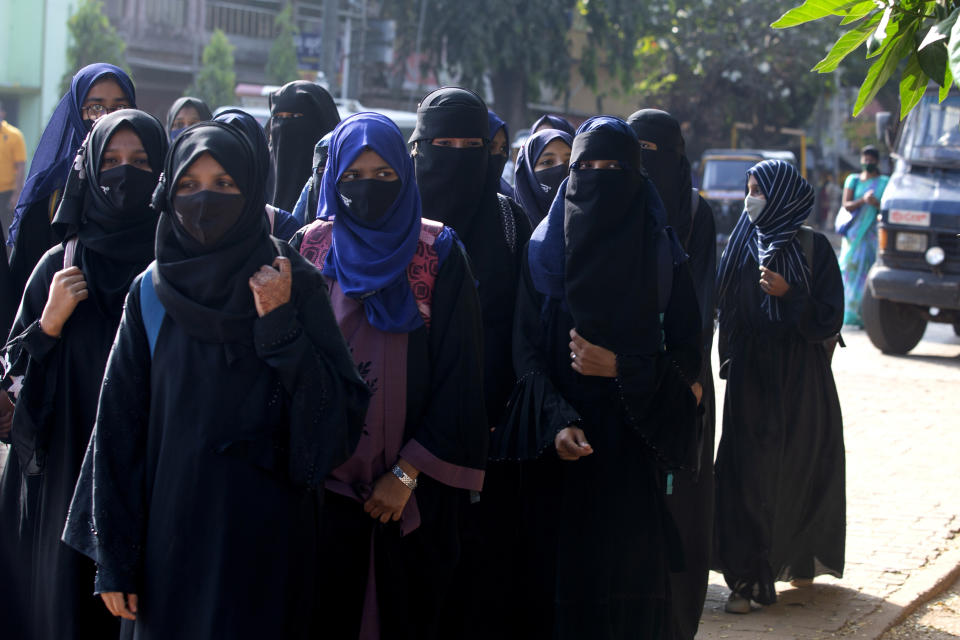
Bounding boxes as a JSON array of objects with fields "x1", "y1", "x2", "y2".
[
  {"x1": 289, "y1": 112, "x2": 487, "y2": 639},
  {"x1": 489, "y1": 117, "x2": 702, "y2": 639},
  {"x1": 714, "y1": 159, "x2": 845, "y2": 614},
  {"x1": 6, "y1": 64, "x2": 135, "y2": 321},
  {"x1": 513, "y1": 128, "x2": 572, "y2": 227}
]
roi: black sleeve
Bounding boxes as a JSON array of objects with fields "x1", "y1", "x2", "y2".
[
  {"x1": 260, "y1": 245, "x2": 371, "y2": 488},
  {"x1": 287, "y1": 227, "x2": 307, "y2": 253},
  {"x1": 491, "y1": 249, "x2": 580, "y2": 461},
  {"x1": 61, "y1": 279, "x2": 151, "y2": 594},
  {"x1": 782, "y1": 232, "x2": 844, "y2": 342},
  {"x1": 614, "y1": 263, "x2": 702, "y2": 471},
  {"x1": 398, "y1": 241, "x2": 489, "y2": 488},
  {"x1": 688, "y1": 197, "x2": 717, "y2": 355}
]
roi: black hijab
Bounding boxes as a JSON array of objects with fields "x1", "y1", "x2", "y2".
[
  {"x1": 410, "y1": 87, "x2": 500, "y2": 254},
  {"x1": 51, "y1": 109, "x2": 167, "y2": 318},
  {"x1": 564, "y1": 116, "x2": 662, "y2": 355},
  {"x1": 166, "y1": 97, "x2": 213, "y2": 138},
  {"x1": 531, "y1": 114, "x2": 576, "y2": 136},
  {"x1": 152, "y1": 122, "x2": 276, "y2": 345},
  {"x1": 268, "y1": 81, "x2": 340, "y2": 211},
  {"x1": 628, "y1": 109, "x2": 694, "y2": 246},
  {"x1": 214, "y1": 107, "x2": 277, "y2": 205}
]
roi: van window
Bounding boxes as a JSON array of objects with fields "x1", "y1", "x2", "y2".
[
  {"x1": 900, "y1": 95, "x2": 960, "y2": 166},
  {"x1": 702, "y1": 159, "x2": 756, "y2": 191}
]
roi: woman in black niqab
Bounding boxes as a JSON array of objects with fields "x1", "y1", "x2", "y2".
[
  {"x1": 61, "y1": 122, "x2": 369, "y2": 638},
  {"x1": 628, "y1": 107, "x2": 718, "y2": 640},
  {"x1": 0, "y1": 109, "x2": 165, "y2": 640},
  {"x1": 268, "y1": 80, "x2": 341, "y2": 211},
  {"x1": 490, "y1": 116, "x2": 703, "y2": 640}
]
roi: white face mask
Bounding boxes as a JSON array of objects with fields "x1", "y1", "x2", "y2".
[{"x1": 744, "y1": 195, "x2": 766, "y2": 223}]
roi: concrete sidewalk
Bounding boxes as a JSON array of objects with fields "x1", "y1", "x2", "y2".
[{"x1": 697, "y1": 324, "x2": 960, "y2": 639}]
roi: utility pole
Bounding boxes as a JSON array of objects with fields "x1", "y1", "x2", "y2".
[{"x1": 322, "y1": 0, "x2": 340, "y2": 94}]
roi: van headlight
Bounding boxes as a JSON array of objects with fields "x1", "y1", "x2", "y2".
[{"x1": 925, "y1": 246, "x2": 946, "y2": 266}]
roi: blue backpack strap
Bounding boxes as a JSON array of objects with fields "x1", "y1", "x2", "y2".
[{"x1": 139, "y1": 262, "x2": 165, "y2": 358}]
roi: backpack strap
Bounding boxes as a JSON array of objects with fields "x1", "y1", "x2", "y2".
[
  {"x1": 496, "y1": 194, "x2": 518, "y2": 254},
  {"x1": 264, "y1": 204, "x2": 277, "y2": 235},
  {"x1": 139, "y1": 262, "x2": 165, "y2": 358},
  {"x1": 62, "y1": 237, "x2": 78, "y2": 269},
  {"x1": 796, "y1": 226, "x2": 844, "y2": 359}
]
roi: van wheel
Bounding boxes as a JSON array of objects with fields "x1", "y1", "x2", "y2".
[{"x1": 862, "y1": 286, "x2": 926, "y2": 354}]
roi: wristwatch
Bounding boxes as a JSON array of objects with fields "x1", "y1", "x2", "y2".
[{"x1": 391, "y1": 465, "x2": 418, "y2": 490}]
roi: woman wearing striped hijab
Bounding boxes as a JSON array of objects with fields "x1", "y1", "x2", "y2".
[{"x1": 714, "y1": 159, "x2": 845, "y2": 614}]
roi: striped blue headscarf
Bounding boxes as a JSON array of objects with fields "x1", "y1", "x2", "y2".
[{"x1": 716, "y1": 159, "x2": 814, "y2": 322}]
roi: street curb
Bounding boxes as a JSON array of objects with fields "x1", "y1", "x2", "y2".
[{"x1": 853, "y1": 542, "x2": 960, "y2": 638}]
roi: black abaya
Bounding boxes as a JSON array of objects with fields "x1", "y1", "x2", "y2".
[
  {"x1": 486, "y1": 247, "x2": 703, "y2": 640},
  {"x1": 62, "y1": 243, "x2": 368, "y2": 639},
  {"x1": 0, "y1": 245, "x2": 120, "y2": 640},
  {"x1": 664, "y1": 195, "x2": 718, "y2": 640},
  {"x1": 713, "y1": 229, "x2": 845, "y2": 605}
]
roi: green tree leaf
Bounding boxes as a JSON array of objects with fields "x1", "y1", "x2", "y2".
[
  {"x1": 899, "y1": 53, "x2": 929, "y2": 119},
  {"x1": 772, "y1": 0, "x2": 861, "y2": 28},
  {"x1": 917, "y1": 41, "x2": 948, "y2": 85},
  {"x1": 948, "y1": 5, "x2": 960, "y2": 89},
  {"x1": 854, "y1": 32, "x2": 911, "y2": 115},
  {"x1": 812, "y1": 13, "x2": 882, "y2": 72},
  {"x1": 839, "y1": 2, "x2": 879, "y2": 26},
  {"x1": 266, "y1": 5, "x2": 300, "y2": 85},
  {"x1": 940, "y1": 64, "x2": 954, "y2": 102}
]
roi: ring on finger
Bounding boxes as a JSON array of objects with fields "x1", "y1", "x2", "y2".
[{"x1": 570, "y1": 352, "x2": 577, "y2": 360}]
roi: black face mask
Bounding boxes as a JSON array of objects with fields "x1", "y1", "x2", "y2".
[
  {"x1": 861, "y1": 162, "x2": 878, "y2": 173},
  {"x1": 98, "y1": 164, "x2": 157, "y2": 215},
  {"x1": 489, "y1": 151, "x2": 508, "y2": 182},
  {"x1": 338, "y1": 179, "x2": 402, "y2": 228},
  {"x1": 83, "y1": 118, "x2": 95, "y2": 133},
  {"x1": 173, "y1": 191, "x2": 246, "y2": 246},
  {"x1": 535, "y1": 164, "x2": 568, "y2": 204}
]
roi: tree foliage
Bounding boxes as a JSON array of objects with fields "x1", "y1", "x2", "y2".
[
  {"x1": 772, "y1": 0, "x2": 960, "y2": 119},
  {"x1": 577, "y1": 1, "x2": 836, "y2": 154},
  {"x1": 62, "y1": 0, "x2": 130, "y2": 94},
  {"x1": 267, "y1": 5, "x2": 300, "y2": 85},
  {"x1": 386, "y1": 0, "x2": 576, "y2": 129},
  {"x1": 189, "y1": 29, "x2": 237, "y2": 110}
]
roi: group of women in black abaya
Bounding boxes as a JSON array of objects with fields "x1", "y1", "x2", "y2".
[{"x1": 0, "y1": 63, "x2": 845, "y2": 640}]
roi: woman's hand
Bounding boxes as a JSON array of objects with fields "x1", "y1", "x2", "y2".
[
  {"x1": 363, "y1": 460, "x2": 418, "y2": 523},
  {"x1": 759, "y1": 267, "x2": 790, "y2": 298},
  {"x1": 569, "y1": 329, "x2": 618, "y2": 378},
  {"x1": 39, "y1": 267, "x2": 88, "y2": 337},
  {"x1": 249, "y1": 256, "x2": 292, "y2": 317},
  {"x1": 101, "y1": 592, "x2": 138, "y2": 620},
  {"x1": 555, "y1": 426, "x2": 594, "y2": 461},
  {"x1": 0, "y1": 391, "x2": 14, "y2": 439},
  {"x1": 863, "y1": 189, "x2": 880, "y2": 207},
  {"x1": 691, "y1": 382, "x2": 703, "y2": 406}
]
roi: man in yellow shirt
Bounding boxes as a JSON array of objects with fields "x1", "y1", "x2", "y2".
[{"x1": 0, "y1": 101, "x2": 27, "y2": 247}]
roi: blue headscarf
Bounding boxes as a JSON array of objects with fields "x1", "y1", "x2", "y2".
[
  {"x1": 7, "y1": 63, "x2": 135, "y2": 246},
  {"x1": 531, "y1": 113, "x2": 576, "y2": 137},
  {"x1": 716, "y1": 159, "x2": 814, "y2": 322},
  {"x1": 487, "y1": 109, "x2": 515, "y2": 199},
  {"x1": 320, "y1": 112, "x2": 424, "y2": 333},
  {"x1": 514, "y1": 128, "x2": 572, "y2": 226}
]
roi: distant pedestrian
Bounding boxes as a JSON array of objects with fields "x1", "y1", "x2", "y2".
[
  {"x1": 62, "y1": 121, "x2": 369, "y2": 638},
  {"x1": 7, "y1": 63, "x2": 135, "y2": 313},
  {"x1": 165, "y1": 96, "x2": 212, "y2": 141},
  {"x1": 512, "y1": 127, "x2": 572, "y2": 227},
  {"x1": 268, "y1": 80, "x2": 340, "y2": 211},
  {"x1": 0, "y1": 108, "x2": 166, "y2": 640},
  {"x1": 290, "y1": 133, "x2": 332, "y2": 224},
  {"x1": 531, "y1": 113, "x2": 576, "y2": 136},
  {"x1": 488, "y1": 109, "x2": 515, "y2": 198},
  {"x1": 714, "y1": 159, "x2": 845, "y2": 614},
  {"x1": 0, "y1": 100, "x2": 26, "y2": 243},
  {"x1": 839, "y1": 145, "x2": 888, "y2": 327}
]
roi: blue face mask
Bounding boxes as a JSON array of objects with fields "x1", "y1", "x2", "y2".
[{"x1": 169, "y1": 127, "x2": 186, "y2": 142}]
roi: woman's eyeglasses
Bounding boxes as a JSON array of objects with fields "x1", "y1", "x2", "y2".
[{"x1": 82, "y1": 103, "x2": 132, "y2": 120}]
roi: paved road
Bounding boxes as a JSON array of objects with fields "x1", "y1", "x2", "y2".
[{"x1": 698, "y1": 323, "x2": 960, "y2": 638}]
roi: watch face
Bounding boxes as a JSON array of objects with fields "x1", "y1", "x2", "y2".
[{"x1": 393, "y1": 467, "x2": 403, "y2": 479}]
